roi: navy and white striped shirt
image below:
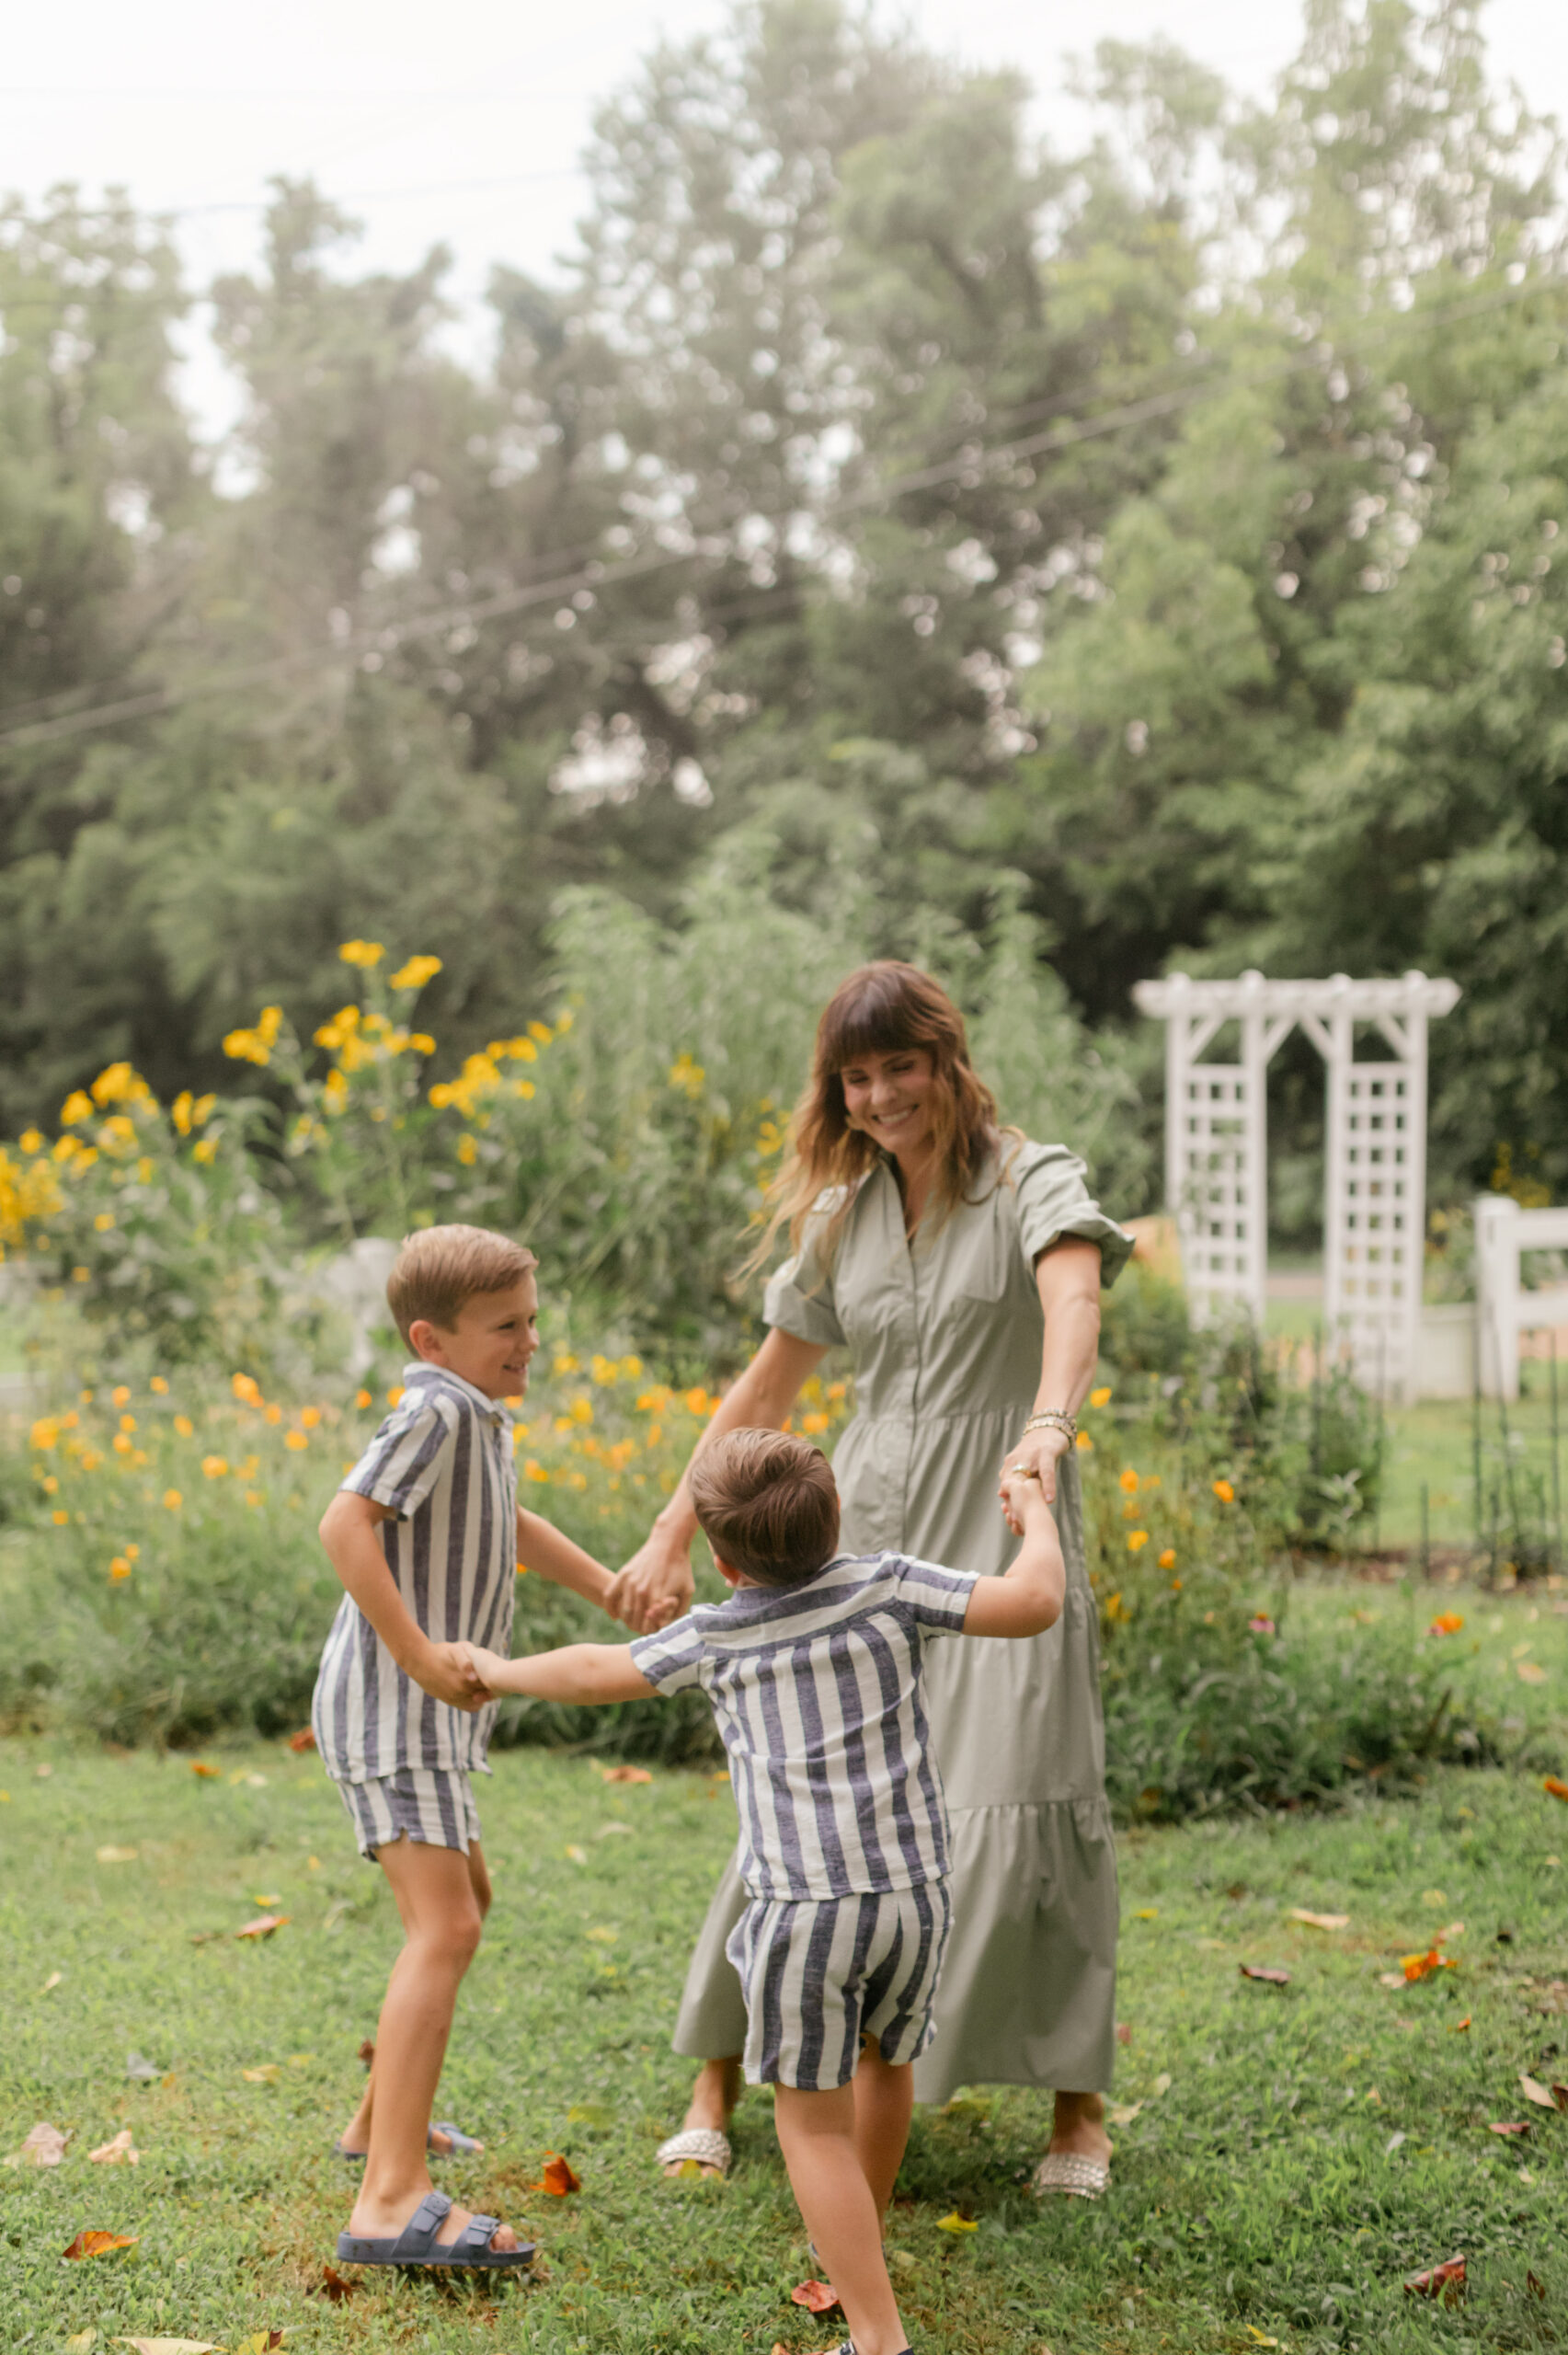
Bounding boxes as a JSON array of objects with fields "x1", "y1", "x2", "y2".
[
  {"x1": 312, "y1": 1363, "x2": 517, "y2": 1784},
  {"x1": 631, "y1": 1553, "x2": 978, "y2": 1901}
]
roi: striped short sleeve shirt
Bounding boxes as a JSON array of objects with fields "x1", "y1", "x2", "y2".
[
  {"x1": 311, "y1": 1363, "x2": 517, "y2": 1783},
  {"x1": 631, "y1": 1553, "x2": 978, "y2": 1901}
]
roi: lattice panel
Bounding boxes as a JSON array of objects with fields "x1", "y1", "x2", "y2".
[
  {"x1": 1179, "y1": 1067, "x2": 1255, "y2": 1308},
  {"x1": 1331, "y1": 1063, "x2": 1417, "y2": 1384}
]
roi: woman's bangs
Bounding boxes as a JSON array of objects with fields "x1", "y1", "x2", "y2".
[{"x1": 818, "y1": 973, "x2": 931, "y2": 1074}]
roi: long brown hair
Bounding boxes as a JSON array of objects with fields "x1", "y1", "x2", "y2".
[{"x1": 744, "y1": 961, "x2": 1010, "y2": 1278}]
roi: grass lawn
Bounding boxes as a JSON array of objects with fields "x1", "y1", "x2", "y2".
[{"x1": 4, "y1": 1737, "x2": 1567, "y2": 2355}]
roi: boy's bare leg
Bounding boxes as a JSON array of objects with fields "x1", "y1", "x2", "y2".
[
  {"x1": 339, "y1": 1844, "x2": 492, "y2": 2161},
  {"x1": 662, "y1": 2054, "x2": 744, "y2": 2177},
  {"x1": 773, "y1": 2082, "x2": 909, "y2": 2355},
  {"x1": 346, "y1": 1838, "x2": 521, "y2": 2251},
  {"x1": 852, "y1": 2039, "x2": 913, "y2": 2218}
]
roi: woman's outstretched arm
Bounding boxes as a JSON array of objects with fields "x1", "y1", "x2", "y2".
[
  {"x1": 606, "y1": 1327, "x2": 828, "y2": 1633},
  {"x1": 999, "y1": 1238, "x2": 1103, "y2": 1508}
]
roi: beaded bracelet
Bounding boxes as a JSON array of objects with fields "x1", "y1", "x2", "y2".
[{"x1": 1023, "y1": 1408, "x2": 1078, "y2": 1444}]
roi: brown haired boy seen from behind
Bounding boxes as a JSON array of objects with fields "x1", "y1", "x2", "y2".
[
  {"x1": 313, "y1": 1223, "x2": 620, "y2": 2274},
  {"x1": 461, "y1": 1424, "x2": 1066, "y2": 2355}
]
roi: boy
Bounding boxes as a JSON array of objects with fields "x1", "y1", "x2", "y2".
[
  {"x1": 314, "y1": 1223, "x2": 617, "y2": 2272},
  {"x1": 461, "y1": 1425, "x2": 1065, "y2": 2355}
]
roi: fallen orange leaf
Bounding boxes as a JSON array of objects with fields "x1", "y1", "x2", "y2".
[
  {"x1": 288, "y1": 1728, "x2": 316, "y2": 1752},
  {"x1": 189, "y1": 1763, "x2": 221, "y2": 1779},
  {"x1": 1403, "y1": 2254, "x2": 1465, "y2": 2303},
  {"x1": 113, "y1": 2339, "x2": 223, "y2": 2354},
  {"x1": 601, "y1": 1765, "x2": 652, "y2": 1785},
  {"x1": 1288, "y1": 1909, "x2": 1349, "y2": 1931},
  {"x1": 530, "y1": 2153, "x2": 580, "y2": 2196},
  {"x1": 1488, "y1": 2121, "x2": 1530, "y2": 2137},
  {"x1": 1450, "y1": 2016, "x2": 1471, "y2": 2032},
  {"x1": 235, "y1": 1913, "x2": 289, "y2": 1940},
  {"x1": 63, "y1": 2230, "x2": 139, "y2": 2260},
  {"x1": 1240, "y1": 1965, "x2": 1291, "y2": 1986},
  {"x1": 88, "y1": 2130, "x2": 139, "y2": 2165},
  {"x1": 1545, "y1": 1776, "x2": 1568, "y2": 1803},
  {"x1": 1518, "y1": 2073, "x2": 1564, "y2": 2109},
  {"x1": 791, "y1": 2280, "x2": 841, "y2": 2313}
]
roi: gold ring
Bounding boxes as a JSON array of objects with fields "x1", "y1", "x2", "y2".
[{"x1": 1008, "y1": 1463, "x2": 1039, "y2": 1478}]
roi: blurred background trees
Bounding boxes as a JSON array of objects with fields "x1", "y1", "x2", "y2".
[{"x1": 3, "y1": 0, "x2": 1565, "y2": 1229}]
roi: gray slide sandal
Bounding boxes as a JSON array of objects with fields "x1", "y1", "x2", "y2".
[{"x1": 337, "y1": 2187, "x2": 535, "y2": 2269}]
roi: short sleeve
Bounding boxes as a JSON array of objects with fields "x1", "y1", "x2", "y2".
[
  {"x1": 1010, "y1": 1140, "x2": 1133, "y2": 1289},
  {"x1": 893, "y1": 1554, "x2": 979, "y2": 1637},
  {"x1": 629, "y1": 1614, "x2": 708, "y2": 1696},
  {"x1": 342, "y1": 1395, "x2": 454, "y2": 1518},
  {"x1": 761, "y1": 1189, "x2": 848, "y2": 1349}
]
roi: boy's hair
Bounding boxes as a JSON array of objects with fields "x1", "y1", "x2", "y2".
[
  {"x1": 690, "y1": 1427, "x2": 841, "y2": 1590},
  {"x1": 385, "y1": 1223, "x2": 537, "y2": 1344}
]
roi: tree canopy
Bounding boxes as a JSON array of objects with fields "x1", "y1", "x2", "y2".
[{"x1": 2, "y1": 0, "x2": 1564, "y2": 1225}]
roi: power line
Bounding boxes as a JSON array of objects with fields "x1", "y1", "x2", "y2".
[{"x1": 1, "y1": 270, "x2": 1562, "y2": 753}]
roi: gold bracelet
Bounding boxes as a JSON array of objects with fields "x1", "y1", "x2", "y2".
[{"x1": 1024, "y1": 1408, "x2": 1077, "y2": 1444}]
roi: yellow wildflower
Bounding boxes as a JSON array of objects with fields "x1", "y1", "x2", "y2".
[
  {"x1": 150, "y1": 1375, "x2": 168, "y2": 1395},
  {"x1": 1075, "y1": 1430, "x2": 1093, "y2": 1452},
  {"x1": 174, "y1": 1415, "x2": 194, "y2": 1438},
  {"x1": 300, "y1": 1406, "x2": 322, "y2": 1430},
  {"x1": 410, "y1": 1033, "x2": 435, "y2": 1055},
  {"x1": 232, "y1": 1373, "x2": 263, "y2": 1407},
  {"x1": 1213, "y1": 1479, "x2": 1235, "y2": 1504},
  {"x1": 1118, "y1": 1467, "x2": 1139, "y2": 1494},
  {"x1": 60, "y1": 1090, "x2": 95, "y2": 1126},
  {"x1": 109, "y1": 1556, "x2": 132, "y2": 1581},
  {"x1": 52, "y1": 1509, "x2": 69, "y2": 1526},
  {"x1": 339, "y1": 939, "x2": 384, "y2": 967},
  {"x1": 1089, "y1": 1385, "x2": 1113, "y2": 1407},
  {"x1": 29, "y1": 1419, "x2": 60, "y2": 1452},
  {"x1": 389, "y1": 954, "x2": 442, "y2": 991},
  {"x1": 94, "y1": 1211, "x2": 116, "y2": 1233},
  {"x1": 201, "y1": 1454, "x2": 230, "y2": 1479},
  {"x1": 119, "y1": 1415, "x2": 136, "y2": 1434},
  {"x1": 456, "y1": 1132, "x2": 478, "y2": 1166},
  {"x1": 172, "y1": 1090, "x2": 195, "y2": 1135},
  {"x1": 193, "y1": 1137, "x2": 218, "y2": 1164},
  {"x1": 18, "y1": 1128, "x2": 42, "y2": 1154},
  {"x1": 164, "y1": 1489, "x2": 182, "y2": 1511},
  {"x1": 285, "y1": 1431, "x2": 308, "y2": 1453},
  {"x1": 355, "y1": 1388, "x2": 372, "y2": 1410},
  {"x1": 1158, "y1": 1548, "x2": 1177, "y2": 1570},
  {"x1": 1127, "y1": 1530, "x2": 1150, "y2": 1551},
  {"x1": 669, "y1": 1052, "x2": 705, "y2": 1099}
]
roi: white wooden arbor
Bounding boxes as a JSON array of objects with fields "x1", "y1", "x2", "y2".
[{"x1": 1131, "y1": 971, "x2": 1460, "y2": 1399}]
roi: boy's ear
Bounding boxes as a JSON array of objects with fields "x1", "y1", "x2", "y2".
[
  {"x1": 714, "y1": 1557, "x2": 745, "y2": 1588},
  {"x1": 406, "y1": 1317, "x2": 447, "y2": 1364}
]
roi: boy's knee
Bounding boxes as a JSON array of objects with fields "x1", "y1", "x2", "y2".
[{"x1": 418, "y1": 1901, "x2": 483, "y2": 1971}]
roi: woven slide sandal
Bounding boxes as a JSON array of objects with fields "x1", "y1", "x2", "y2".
[
  {"x1": 655, "y1": 2126, "x2": 732, "y2": 2177},
  {"x1": 1032, "y1": 2151, "x2": 1109, "y2": 2200},
  {"x1": 337, "y1": 2187, "x2": 536, "y2": 2269}
]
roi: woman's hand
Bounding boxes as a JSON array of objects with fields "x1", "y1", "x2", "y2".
[
  {"x1": 606, "y1": 1529, "x2": 695, "y2": 1635},
  {"x1": 997, "y1": 1423, "x2": 1073, "y2": 1525}
]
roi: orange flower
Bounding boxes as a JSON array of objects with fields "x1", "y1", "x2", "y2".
[
  {"x1": 1428, "y1": 1612, "x2": 1464, "y2": 1637},
  {"x1": 1213, "y1": 1479, "x2": 1235, "y2": 1504},
  {"x1": 1158, "y1": 1548, "x2": 1176, "y2": 1570}
]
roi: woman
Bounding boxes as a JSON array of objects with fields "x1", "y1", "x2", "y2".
[{"x1": 611, "y1": 961, "x2": 1131, "y2": 2197}]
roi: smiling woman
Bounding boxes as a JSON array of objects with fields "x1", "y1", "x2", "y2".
[{"x1": 608, "y1": 959, "x2": 1133, "y2": 2200}]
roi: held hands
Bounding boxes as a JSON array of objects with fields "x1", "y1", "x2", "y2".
[
  {"x1": 416, "y1": 1639, "x2": 493, "y2": 1711},
  {"x1": 996, "y1": 1422, "x2": 1072, "y2": 1517},
  {"x1": 605, "y1": 1529, "x2": 694, "y2": 1635}
]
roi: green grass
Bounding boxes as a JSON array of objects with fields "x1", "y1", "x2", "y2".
[
  {"x1": 1378, "y1": 1396, "x2": 1566, "y2": 1556},
  {"x1": 4, "y1": 1726, "x2": 1568, "y2": 2353}
]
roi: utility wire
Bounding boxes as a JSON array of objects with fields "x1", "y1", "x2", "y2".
[{"x1": 1, "y1": 269, "x2": 1562, "y2": 753}]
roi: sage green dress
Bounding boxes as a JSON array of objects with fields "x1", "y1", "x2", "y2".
[{"x1": 673, "y1": 1141, "x2": 1133, "y2": 2100}]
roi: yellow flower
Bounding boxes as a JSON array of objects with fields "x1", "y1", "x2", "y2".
[
  {"x1": 524, "y1": 1461, "x2": 549, "y2": 1483},
  {"x1": 555, "y1": 1354, "x2": 581, "y2": 1375},
  {"x1": 192, "y1": 1094, "x2": 215, "y2": 1126},
  {"x1": 339, "y1": 939, "x2": 384, "y2": 968},
  {"x1": 192, "y1": 1137, "x2": 218, "y2": 1164},
  {"x1": 112, "y1": 1432, "x2": 133, "y2": 1455},
  {"x1": 620, "y1": 1355, "x2": 644, "y2": 1381},
  {"x1": 1213, "y1": 1478, "x2": 1236, "y2": 1504},
  {"x1": 232, "y1": 1373, "x2": 263, "y2": 1407},
  {"x1": 1104, "y1": 1590, "x2": 1129, "y2": 1623},
  {"x1": 1118, "y1": 1466, "x2": 1139, "y2": 1493},
  {"x1": 321, "y1": 1069, "x2": 349, "y2": 1113},
  {"x1": 263, "y1": 1403, "x2": 282, "y2": 1426},
  {"x1": 684, "y1": 1386, "x2": 711, "y2": 1417},
  {"x1": 1127, "y1": 1530, "x2": 1150, "y2": 1551},
  {"x1": 60, "y1": 1090, "x2": 94, "y2": 1126},
  {"x1": 164, "y1": 1488, "x2": 183, "y2": 1511},
  {"x1": 355, "y1": 1388, "x2": 372, "y2": 1409},
  {"x1": 111, "y1": 1384, "x2": 131, "y2": 1407},
  {"x1": 172, "y1": 1089, "x2": 195, "y2": 1135},
  {"x1": 119, "y1": 1414, "x2": 136, "y2": 1434},
  {"x1": 245, "y1": 1489, "x2": 262, "y2": 1508},
  {"x1": 1075, "y1": 1430, "x2": 1093, "y2": 1452},
  {"x1": 109, "y1": 1555, "x2": 132, "y2": 1580},
  {"x1": 801, "y1": 1412, "x2": 830, "y2": 1435},
  {"x1": 300, "y1": 1406, "x2": 322, "y2": 1429},
  {"x1": 669, "y1": 1051, "x2": 705, "y2": 1099},
  {"x1": 390, "y1": 955, "x2": 442, "y2": 990},
  {"x1": 18, "y1": 1127, "x2": 43, "y2": 1154},
  {"x1": 410, "y1": 1032, "x2": 436, "y2": 1055},
  {"x1": 150, "y1": 1375, "x2": 168, "y2": 1395},
  {"x1": 91, "y1": 1062, "x2": 155, "y2": 1109},
  {"x1": 71, "y1": 1266, "x2": 89, "y2": 1283},
  {"x1": 29, "y1": 1419, "x2": 60, "y2": 1452},
  {"x1": 40, "y1": 1473, "x2": 59, "y2": 1493},
  {"x1": 387, "y1": 1385, "x2": 406, "y2": 1407},
  {"x1": 570, "y1": 1396, "x2": 594, "y2": 1426},
  {"x1": 201, "y1": 1454, "x2": 230, "y2": 1478},
  {"x1": 456, "y1": 1132, "x2": 478, "y2": 1166},
  {"x1": 1089, "y1": 1385, "x2": 1113, "y2": 1407},
  {"x1": 174, "y1": 1415, "x2": 194, "y2": 1438},
  {"x1": 1158, "y1": 1548, "x2": 1177, "y2": 1570},
  {"x1": 285, "y1": 1430, "x2": 308, "y2": 1452},
  {"x1": 93, "y1": 1211, "x2": 115, "y2": 1233},
  {"x1": 52, "y1": 1509, "x2": 69, "y2": 1525}
]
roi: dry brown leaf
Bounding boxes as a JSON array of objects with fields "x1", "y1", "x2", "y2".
[
  {"x1": 1288, "y1": 1909, "x2": 1349, "y2": 1931},
  {"x1": 1241, "y1": 1966, "x2": 1291, "y2": 1986},
  {"x1": 1488, "y1": 2121, "x2": 1530, "y2": 2137},
  {"x1": 42, "y1": 1970, "x2": 63, "y2": 1993},
  {"x1": 1116, "y1": 2021, "x2": 1133, "y2": 2045},
  {"x1": 6, "y1": 2120, "x2": 69, "y2": 2167},
  {"x1": 1516, "y1": 1660, "x2": 1548, "y2": 1684},
  {"x1": 112, "y1": 2339, "x2": 222, "y2": 2353},
  {"x1": 63, "y1": 2230, "x2": 139, "y2": 2260},
  {"x1": 234, "y1": 1913, "x2": 289, "y2": 1940},
  {"x1": 189, "y1": 1763, "x2": 221, "y2": 1779},
  {"x1": 89, "y1": 2130, "x2": 139, "y2": 2165},
  {"x1": 791, "y1": 2279, "x2": 841, "y2": 2313},
  {"x1": 97, "y1": 1845, "x2": 139, "y2": 1865},
  {"x1": 310, "y1": 2263, "x2": 360, "y2": 2302},
  {"x1": 1403, "y1": 2254, "x2": 1466, "y2": 2303},
  {"x1": 529, "y1": 2152, "x2": 581, "y2": 2196},
  {"x1": 1106, "y1": 2101, "x2": 1142, "y2": 2126},
  {"x1": 601, "y1": 1764, "x2": 652, "y2": 1785},
  {"x1": 1545, "y1": 1776, "x2": 1568, "y2": 1803},
  {"x1": 1518, "y1": 2073, "x2": 1559, "y2": 2109},
  {"x1": 288, "y1": 1727, "x2": 316, "y2": 1751},
  {"x1": 357, "y1": 2038, "x2": 376, "y2": 2067},
  {"x1": 242, "y1": 2064, "x2": 280, "y2": 2084}
]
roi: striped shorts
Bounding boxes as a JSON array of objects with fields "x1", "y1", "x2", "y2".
[
  {"x1": 334, "y1": 1765, "x2": 482, "y2": 1863},
  {"x1": 726, "y1": 1881, "x2": 952, "y2": 2091}
]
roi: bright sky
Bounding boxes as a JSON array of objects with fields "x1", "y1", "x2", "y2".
[{"x1": 5, "y1": 0, "x2": 1562, "y2": 432}]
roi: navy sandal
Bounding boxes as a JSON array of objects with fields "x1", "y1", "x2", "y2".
[
  {"x1": 335, "y1": 2120, "x2": 486, "y2": 2165},
  {"x1": 337, "y1": 2187, "x2": 535, "y2": 2269}
]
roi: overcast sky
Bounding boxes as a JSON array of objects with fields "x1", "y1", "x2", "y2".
[{"x1": 5, "y1": 0, "x2": 1562, "y2": 432}]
